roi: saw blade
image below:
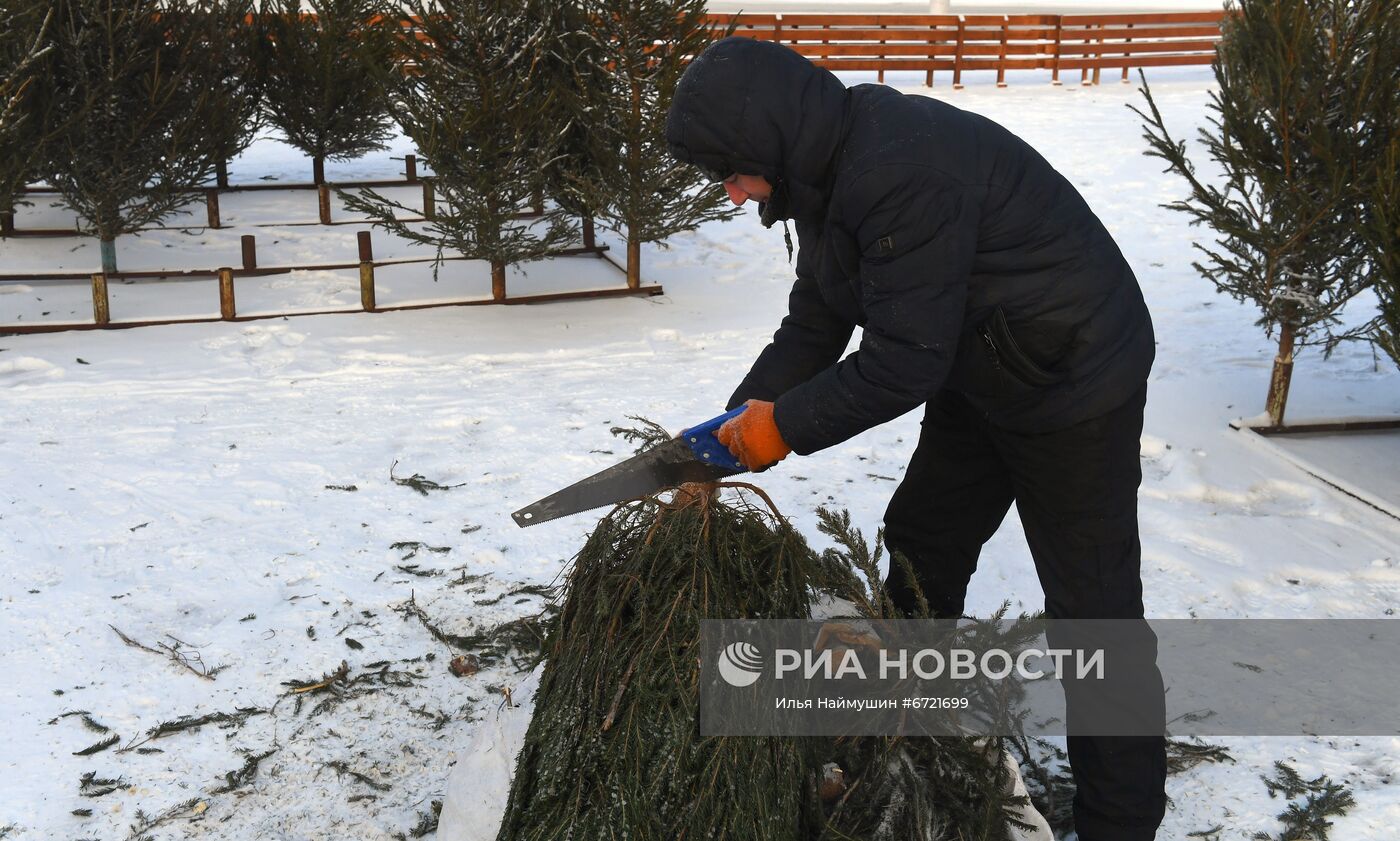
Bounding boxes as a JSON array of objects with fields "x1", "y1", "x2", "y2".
[{"x1": 511, "y1": 439, "x2": 739, "y2": 528}]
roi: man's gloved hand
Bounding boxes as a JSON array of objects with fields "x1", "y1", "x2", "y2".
[{"x1": 717, "y1": 399, "x2": 792, "y2": 471}]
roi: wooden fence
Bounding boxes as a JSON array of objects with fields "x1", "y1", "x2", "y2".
[
  {"x1": 0, "y1": 229, "x2": 659, "y2": 335},
  {"x1": 711, "y1": 11, "x2": 1225, "y2": 87},
  {"x1": 2, "y1": 10, "x2": 1223, "y2": 332}
]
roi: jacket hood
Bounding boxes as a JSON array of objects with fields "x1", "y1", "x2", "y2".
[{"x1": 665, "y1": 37, "x2": 849, "y2": 226}]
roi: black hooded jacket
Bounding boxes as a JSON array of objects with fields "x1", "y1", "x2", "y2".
[{"x1": 665, "y1": 38, "x2": 1155, "y2": 456}]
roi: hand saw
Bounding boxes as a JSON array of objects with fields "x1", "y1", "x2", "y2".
[{"x1": 511, "y1": 406, "x2": 748, "y2": 528}]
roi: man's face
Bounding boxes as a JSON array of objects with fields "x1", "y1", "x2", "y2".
[{"x1": 721, "y1": 173, "x2": 772, "y2": 206}]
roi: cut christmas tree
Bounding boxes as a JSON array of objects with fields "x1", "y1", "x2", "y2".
[
  {"x1": 487, "y1": 426, "x2": 1046, "y2": 841},
  {"x1": 496, "y1": 486, "x2": 823, "y2": 840}
]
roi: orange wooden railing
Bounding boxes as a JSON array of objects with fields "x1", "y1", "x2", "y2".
[
  {"x1": 217, "y1": 12, "x2": 1222, "y2": 89},
  {"x1": 708, "y1": 11, "x2": 1225, "y2": 87}
]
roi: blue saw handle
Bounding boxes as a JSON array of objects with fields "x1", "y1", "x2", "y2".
[{"x1": 680, "y1": 406, "x2": 749, "y2": 473}]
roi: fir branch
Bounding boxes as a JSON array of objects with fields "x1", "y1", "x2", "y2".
[
  {"x1": 281, "y1": 660, "x2": 351, "y2": 695},
  {"x1": 408, "y1": 801, "x2": 442, "y2": 838},
  {"x1": 815, "y1": 506, "x2": 901, "y2": 619},
  {"x1": 79, "y1": 714, "x2": 110, "y2": 733},
  {"x1": 395, "y1": 590, "x2": 552, "y2": 670},
  {"x1": 407, "y1": 705, "x2": 453, "y2": 731},
  {"x1": 109, "y1": 625, "x2": 225, "y2": 681},
  {"x1": 389, "y1": 460, "x2": 465, "y2": 496},
  {"x1": 321, "y1": 760, "x2": 391, "y2": 792},
  {"x1": 395, "y1": 591, "x2": 480, "y2": 651},
  {"x1": 1255, "y1": 761, "x2": 1356, "y2": 841},
  {"x1": 390, "y1": 541, "x2": 452, "y2": 562},
  {"x1": 472, "y1": 583, "x2": 554, "y2": 606},
  {"x1": 78, "y1": 771, "x2": 130, "y2": 798},
  {"x1": 277, "y1": 659, "x2": 420, "y2": 724},
  {"x1": 124, "y1": 797, "x2": 204, "y2": 841},
  {"x1": 1166, "y1": 738, "x2": 1234, "y2": 775},
  {"x1": 210, "y1": 749, "x2": 275, "y2": 795},
  {"x1": 46, "y1": 709, "x2": 91, "y2": 725},
  {"x1": 118, "y1": 707, "x2": 267, "y2": 754},
  {"x1": 608, "y1": 415, "x2": 671, "y2": 453},
  {"x1": 71, "y1": 734, "x2": 120, "y2": 756}
]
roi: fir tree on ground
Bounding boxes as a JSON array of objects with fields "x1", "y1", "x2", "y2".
[
  {"x1": 340, "y1": 0, "x2": 573, "y2": 301},
  {"x1": 255, "y1": 0, "x2": 400, "y2": 184},
  {"x1": 812, "y1": 508, "x2": 1042, "y2": 840},
  {"x1": 570, "y1": 0, "x2": 737, "y2": 289},
  {"x1": 39, "y1": 0, "x2": 234, "y2": 273},
  {"x1": 0, "y1": 1, "x2": 54, "y2": 235},
  {"x1": 1132, "y1": 0, "x2": 1395, "y2": 425},
  {"x1": 496, "y1": 488, "x2": 824, "y2": 841},
  {"x1": 496, "y1": 421, "x2": 1041, "y2": 840}
]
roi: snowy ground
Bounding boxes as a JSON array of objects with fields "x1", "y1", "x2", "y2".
[{"x1": 2, "y1": 67, "x2": 1399, "y2": 841}]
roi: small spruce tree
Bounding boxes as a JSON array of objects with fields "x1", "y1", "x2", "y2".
[
  {"x1": 1132, "y1": 0, "x2": 1392, "y2": 425},
  {"x1": 1366, "y1": 141, "x2": 1400, "y2": 369},
  {"x1": 255, "y1": 0, "x2": 399, "y2": 184},
  {"x1": 200, "y1": 0, "x2": 263, "y2": 189},
  {"x1": 542, "y1": 2, "x2": 608, "y2": 251},
  {"x1": 40, "y1": 0, "x2": 233, "y2": 273},
  {"x1": 340, "y1": 0, "x2": 573, "y2": 301},
  {"x1": 0, "y1": 0, "x2": 53, "y2": 234},
  {"x1": 1356, "y1": 4, "x2": 1400, "y2": 370},
  {"x1": 573, "y1": 0, "x2": 737, "y2": 289},
  {"x1": 496, "y1": 422, "x2": 1038, "y2": 840}
]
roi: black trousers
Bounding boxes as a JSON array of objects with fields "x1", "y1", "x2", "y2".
[{"x1": 882, "y1": 383, "x2": 1167, "y2": 841}]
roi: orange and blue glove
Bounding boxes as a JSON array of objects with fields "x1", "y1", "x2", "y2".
[{"x1": 717, "y1": 399, "x2": 792, "y2": 471}]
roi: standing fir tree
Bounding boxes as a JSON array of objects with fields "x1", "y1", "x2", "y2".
[
  {"x1": 542, "y1": 2, "x2": 608, "y2": 252},
  {"x1": 201, "y1": 0, "x2": 263, "y2": 189},
  {"x1": 1356, "y1": 3, "x2": 1400, "y2": 370},
  {"x1": 255, "y1": 0, "x2": 399, "y2": 185},
  {"x1": 573, "y1": 0, "x2": 736, "y2": 289},
  {"x1": 1132, "y1": 0, "x2": 1394, "y2": 425},
  {"x1": 340, "y1": 0, "x2": 573, "y2": 301},
  {"x1": 40, "y1": 0, "x2": 234, "y2": 273},
  {"x1": 0, "y1": 0, "x2": 53, "y2": 235},
  {"x1": 1366, "y1": 141, "x2": 1400, "y2": 370}
]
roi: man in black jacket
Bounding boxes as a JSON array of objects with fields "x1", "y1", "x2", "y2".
[{"x1": 667, "y1": 37, "x2": 1166, "y2": 840}]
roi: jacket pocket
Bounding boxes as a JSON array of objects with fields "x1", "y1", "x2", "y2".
[{"x1": 977, "y1": 307, "x2": 1068, "y2": 389}]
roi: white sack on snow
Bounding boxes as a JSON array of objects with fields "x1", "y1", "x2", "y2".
[{"x1": 437, "y1": 664, "x2": 543, "y2": 841}]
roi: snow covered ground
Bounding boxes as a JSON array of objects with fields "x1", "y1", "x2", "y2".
[{"x1": 2, "y1": 66, "x2": 1399, "y2": 840}]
